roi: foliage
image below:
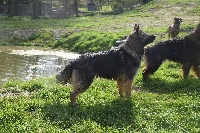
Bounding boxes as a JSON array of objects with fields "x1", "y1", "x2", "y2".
[
  {"x1": 2, "y1": 80, "x2": 44, "y2": 93},
  {"x1": 20, "y1": 31, "x2": 55, "y2": 47},
  {"x1": 53, "y1": 31, "x2": 122, "y2": 53},
  {"x1": 109, "y1": 0, "x2": 138, "y2": 9},
  {"x1": 0, "y1": 41, "x2": 9, "y2": 46}
]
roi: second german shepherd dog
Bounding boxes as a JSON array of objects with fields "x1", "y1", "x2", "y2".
[
  {"x1": 143, "y1": 24, "x2": 200, "y2": 81},
  {"x1": 56, "y1": 24, "x2": 156, "y2": 106}
]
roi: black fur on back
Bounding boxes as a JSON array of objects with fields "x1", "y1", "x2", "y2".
[
  {"x1": 144, "y1": 38, "x2": 200, "y2": 66},
  {"x1": 57, "y1": 45, "x2": 142, "y2": 84},
  {"x1": 143, "y1": 23, "x2": 200, "y2": 80},
  {"x1": 56, "y1": 25, "x2": 156, "y2": 84}
]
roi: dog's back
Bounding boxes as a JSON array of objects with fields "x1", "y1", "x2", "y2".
[
  {"x1": 144, "y1": 39, "x2": 190, "y2": 64},
  {"x1": 143, "y1": 24, "x2": 200, "y2": 81},
  {"x1": 92, "y1": 48, "x2": 141, "y2": 79}
]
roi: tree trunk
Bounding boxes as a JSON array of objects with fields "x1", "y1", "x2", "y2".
[
  {"x1": 63, "y1": 0, "x2": 70, "y2": 17},
  {"x1": 32, "y1": 0, "x2": 38, "y2": 18},
  {"x1": 9, "y1": 0, "x2": 15, "y2": 18},
  {"x1": 73, "y1": 0, "x2": 78, "y2": 17},
  {"x1": 0, "y1": 0, "x2": 3, "y2": 13}
]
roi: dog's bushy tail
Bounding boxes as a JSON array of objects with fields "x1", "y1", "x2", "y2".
[{"x1": 56, "y1": 62, "x2": 75, "y2": 84}]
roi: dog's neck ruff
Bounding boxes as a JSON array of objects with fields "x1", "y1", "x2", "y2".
[
  {"x1": 121, "y1": 35, "x2": 143, "y2": 61},
  {"x1": 185, "y1": 25, "x2": 200, "y2": 45},
  {"x1": 174, "y1": 23, "x2": 180, "y2": 29}
]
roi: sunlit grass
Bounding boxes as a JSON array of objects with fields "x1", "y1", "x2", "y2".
[{"x1": 1, "y1": 63, "x2": 200, "y2": 132}]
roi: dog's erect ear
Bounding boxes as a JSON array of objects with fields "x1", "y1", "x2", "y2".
[
  {"x1": 134, "y1": 24, "x2": 138, "y2": 31},
  {"x1": 180, "y1": 18, "x2": 182, "y2": 22},
  {"x1": 136, "y1": 24, "x2": 140, "y2": 32},
  {"x1": 174, "y1": 17, "x2": 177, "y2": 20},
  {"x1": 133, "y1": 24, "x2": 139, "y2": 32}
]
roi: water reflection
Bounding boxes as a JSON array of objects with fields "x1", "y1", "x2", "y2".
[{"x1": 0, "y1": 46, "x2": 79, "y2": 84}]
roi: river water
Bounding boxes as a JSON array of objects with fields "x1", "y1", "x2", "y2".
[{"x1": 0, "y1": 46, "x2": 79, "y2": 84}]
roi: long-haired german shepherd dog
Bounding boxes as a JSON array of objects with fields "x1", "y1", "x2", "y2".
[
  {"x1": 56, "y1": 24, "x2": 156, "y2": 106},
  {"x1": 143, "y1": 24, "x2": 200, "y2": 81}
]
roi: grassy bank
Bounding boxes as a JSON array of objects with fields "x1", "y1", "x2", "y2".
[
  {"x1": 0, "y1": 0, "x2": 200, "y2": 53},
  {"x1": 0, "y1": 0, "x2": 200, "y2": 132}
]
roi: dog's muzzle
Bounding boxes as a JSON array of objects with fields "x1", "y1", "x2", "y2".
[{"x1": 56, "y1": 73, "x2": 63, "y2": 83}]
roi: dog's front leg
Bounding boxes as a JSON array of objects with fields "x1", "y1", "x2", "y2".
[
  {"x1": 182, "y1": 63, "x2": 192, "y2": 79},
  {"x1": 70, "y1": 88, "x2": 87, "y2": 107},
  {"x1": 192, "y1": 65, "x2": 200, "y2": 78},
  {"x1": 117, "y1": 79, "x2": 125, "y2": 97},
  {"x1": 123, "y1": 78, "x2": 133, "y2": 97}
]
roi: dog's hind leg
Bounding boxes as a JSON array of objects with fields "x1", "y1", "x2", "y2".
[
  {"x1": 182, "y1": 63, "x2": 192, "y2": 79},
  {"x1": 143, "y1": 63, "x2": 162, "y2": 81},
  {"x1": 168, "y1": 32, "x2": 171, "y2": 39},
  {"x1": 192, "y1": 65, "x2": 200, "y2": 78},
  {"x1": 168, "y1": 27, "x2": 171, "y2": 39},
  {"x1": 70, "y1": 69, "x2": 93, "y2": 106}
]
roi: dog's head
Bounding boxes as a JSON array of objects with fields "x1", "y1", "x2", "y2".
[
  {"x1": 174, "y1": 17, "x2": 182, "y2": 26},
  {"x1": 56, "y1": 71, "x2": 66, "y2": 84},
  {"x1": 56, "y1": 69, "x2": 70, "y2": 85},
  {"x1": 127, "y1": 24, "x2": 156, "y2": 47}
]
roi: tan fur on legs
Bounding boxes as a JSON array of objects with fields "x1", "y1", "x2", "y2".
[
  {"x1": 70, "y1": 69, "x2": 89, "y2": 106},
  {"x1": 117, "y1": 79, "x2": 125, "y2": 97},
  {"x1": 124, "y1": 79, "x2": 133, "y2": 97},
  {"x1": 70, "y1": 89, "x2": 86, "y2": 106},
  {"x1": 117, "y1": 78, "x2": 133, "y2": 97},
  {"x1": 192, "y1": 66, "x2": 200, "y2": 78}
]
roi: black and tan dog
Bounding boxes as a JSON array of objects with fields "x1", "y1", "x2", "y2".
[
  {"x1": 143, "y1": 24, "x2": 200, "y2": 81},
  {"x1": 162, "y1": 17, "x2": 182, "y2": 39},
  {"x1": 56, "y1": 24, "x2": 156, "y2": 106}
]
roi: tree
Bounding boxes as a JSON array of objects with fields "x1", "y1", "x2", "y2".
[
  {"x1": 32, "y1": 0, "x2": 38, "y2": 18},
  {"x1": 0, "y1": 0, "x2": 4, "y2": 13},
  {"x1": 73, "y1": 0, "x2": 78, "y2": 17},
  {"x1": 8, "y1": 0, "x2": 15, "y2": 18},
  {"x1": 63, "y1": 0, "x2": 71, "y2": 17}
]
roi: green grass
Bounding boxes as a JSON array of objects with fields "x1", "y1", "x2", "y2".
[
  {"x1": 53, "y1": 31, "x2": 122, "y2": 53},
  {"x1": 0, "y1": 0, "x2": 200, "y2": 132},
  {"x1": 1, "y1": 61, "x2": 200, "y2": 132}
]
